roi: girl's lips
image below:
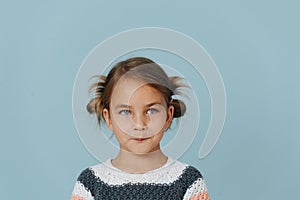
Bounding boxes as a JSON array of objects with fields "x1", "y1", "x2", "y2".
[{"x1": 134, "y1": 137, "x2": 151, "y2": 142}]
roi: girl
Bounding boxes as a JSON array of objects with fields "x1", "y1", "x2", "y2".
[{"x1": 71, "y1": 57, "x2": 210, "y2": 200}]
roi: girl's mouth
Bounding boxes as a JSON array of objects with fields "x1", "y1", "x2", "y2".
[{"x1": 134, "y1": 137, "x2": 151, "y2": 142}]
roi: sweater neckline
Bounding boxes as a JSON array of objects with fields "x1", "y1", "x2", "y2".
[{"x1": 104, "y1": 157, "x2": 175, "y2": 175}]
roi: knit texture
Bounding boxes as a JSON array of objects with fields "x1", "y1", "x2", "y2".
[{"x1": 71, "y1": 157, "x2": 208, "y2": 200}]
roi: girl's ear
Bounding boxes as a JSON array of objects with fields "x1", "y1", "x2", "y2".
[
  {"x1": 103, "y1": 108, "x2": 113, "y2": 131},
  {"x1": 165, "y1": 105, "x2": 174, "y2": 129}
]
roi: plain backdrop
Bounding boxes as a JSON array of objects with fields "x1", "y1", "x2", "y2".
[{"x1": 0, "y1": 0, "x2": 299, "y2": 199}]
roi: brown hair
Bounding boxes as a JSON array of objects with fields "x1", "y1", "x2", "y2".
[{"x1": 86, "y1": 57, "x2": 187, "y2": 125}]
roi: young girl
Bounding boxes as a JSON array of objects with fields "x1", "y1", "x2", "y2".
[{"x1": 71, "y1": 57, "x2": 210, "y2": 200}]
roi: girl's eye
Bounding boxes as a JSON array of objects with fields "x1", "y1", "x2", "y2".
[
  {"x1": 146, "y1": 108, "x2": 159, "y2": 115},
  {"x1": 119, "y1": 110, "x2": 131, "y2": 116}
]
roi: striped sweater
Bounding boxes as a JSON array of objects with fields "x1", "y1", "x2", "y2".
[{"x1": 71, "y1": 157, "x2": 209, "y2": 200}]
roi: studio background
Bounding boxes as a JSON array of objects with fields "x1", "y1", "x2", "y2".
[{"x1": 1, "y1": 1, "x2": 299, "y2": 199}]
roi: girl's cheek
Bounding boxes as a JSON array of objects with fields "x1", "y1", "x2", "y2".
[{"x1": 113, "y1": 115, "x2": 133, "y2": 132}]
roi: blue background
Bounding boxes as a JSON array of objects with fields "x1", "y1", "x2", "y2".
[{"x1": 1, "y1": 0, "x2": 299, "y2": 199}]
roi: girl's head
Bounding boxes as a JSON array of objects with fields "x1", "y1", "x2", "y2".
[{"x1": 87, "y1": 57, "x2": 187, "y2": 154}]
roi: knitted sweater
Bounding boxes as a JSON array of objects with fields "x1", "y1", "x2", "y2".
[{"x1": 71, "y1": 157, "x2": 209, "y2": 200}]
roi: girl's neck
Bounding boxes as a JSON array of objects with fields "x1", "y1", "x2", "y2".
[{"x1": 111, "y1": 149, "x2": 168, "y2": 174}]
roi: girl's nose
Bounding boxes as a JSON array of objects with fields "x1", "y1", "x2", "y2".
[{"x1": 133, "y1": 113, "x2": 148, "y2": 131}]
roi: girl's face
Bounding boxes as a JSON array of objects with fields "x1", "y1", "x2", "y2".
[{"x1": 103, "y1": 78, "x2": 174, "y2": 155}]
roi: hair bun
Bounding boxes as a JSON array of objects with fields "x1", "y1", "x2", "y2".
[{"x1": 171, "y1": 99, "x2": 186, "y2": 118}]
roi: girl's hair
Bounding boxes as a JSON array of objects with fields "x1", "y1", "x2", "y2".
[{"x1": 86, "y1": 57, "x2": 187, "y2": 125}]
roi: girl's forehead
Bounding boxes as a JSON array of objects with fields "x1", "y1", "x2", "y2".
[{"x1": 111, "y1": 78, "x2": 165, "y2": 105}]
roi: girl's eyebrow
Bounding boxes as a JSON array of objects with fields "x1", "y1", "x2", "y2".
[
  {"x1": 115, "y1": 104, "x2": 131, "y2": 109},
  {"x1": 145, "y1": 102, "x2": 162, "y2": 107},
  {"x1": 115, "y1": 102, "x2": 163, "y2": 109}
]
